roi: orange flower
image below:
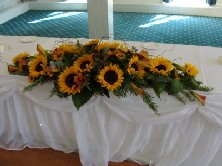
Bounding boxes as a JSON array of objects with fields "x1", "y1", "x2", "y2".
[
  {"x1": 8, "y1": 65, "x2": 18, "y2": 73},
  {"x1": 190, "y1": 91, "x2": 206, "y2": 106},
  {"x1": 18, "y1": 59, "x2": 29, "y2": 72},
  {"x1": 130, "y1": 83, "x2": 145, "y2": 96}
]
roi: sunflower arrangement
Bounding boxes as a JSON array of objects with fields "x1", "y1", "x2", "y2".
[{"x1": 7, "y1": 39, "x2": 212, "y2": 115}]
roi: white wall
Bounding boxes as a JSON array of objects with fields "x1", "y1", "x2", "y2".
[
  {"x1": 0, "y1": 2, "x2": 29, "y2": 24},
  {"x1": 114, "y1": 0, "x2": 162, "y2": 4},
  {"x1": 0, "y1": 0, "x2": 19, "y2": 10},
  {"x1": 217, "y1": 0, "x2": 222, "y2": 5},
  {"x1": 0, "y1": 0, "x2": 11, "y2": 10}
]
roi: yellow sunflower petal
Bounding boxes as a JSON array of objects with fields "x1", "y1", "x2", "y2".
[
  {"x1": 12, "y1": 52, "x2": 30, "y2": 64},
  {"x1": 29, "y1": 54, "x2": 48, "y2": 78},
  {"x1": 97, "y1": 64, "x2": 124, "y2": 91},
  {"x1": 185, "y1": 63, "x2": 199, "y2": 77},
  {"x1": 58, "y1": 66, "x2": 84, "y2": 95},
  {"x1": 73, "y1": 54, "x2": 93, "y2": 72},
  {"x1": 149, "y1": 56, "x2": 174, "y2": 75},
  {"x1": 97, "y1": 42, "x2": 120, "y2": 51},
  {"x1": 127, "y1": 56, "x2": 145, "y2": 77}
]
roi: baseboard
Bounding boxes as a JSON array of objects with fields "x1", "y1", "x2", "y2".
[
  {"x1": 29, "y1": 2, "x2": 87, "y2": 11},
  {"x1": 114, "y1": 4, "x2": 222, "y2": 17}
]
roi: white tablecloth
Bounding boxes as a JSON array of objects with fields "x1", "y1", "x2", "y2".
[{"x1": 0, "y1": 35, "x2": 222, "y2": 166}]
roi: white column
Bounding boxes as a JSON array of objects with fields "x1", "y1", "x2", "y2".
[{"x1": 87, "y1": 0, "x2": 114, "y2": 40}]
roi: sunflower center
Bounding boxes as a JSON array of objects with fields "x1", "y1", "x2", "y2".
[
  {"x1": 156, "y1": 64, "x2": 166, "y2": 71},
  {"x1": 57, "y1": 54, "x2": 62, "y2": 58},
  {"x1": 65, "y1": 74, "x2": 76, "y2": 87},
  {"x1": 131, "y1": 63, "x2": 138, "y2": 71},
  {"x1": 35, "y1": 63, "x2": 43, "y2": 72},
  {"x1": 104, "y1": 70, "x2": 118, "y2": 85},
  {"x1": 80, "y1": 61, "x2": 90, "y2": 69}
]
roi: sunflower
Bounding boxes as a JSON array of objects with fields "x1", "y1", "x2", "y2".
[
  {"x1": 127, "y1": 56, "x2": 145, "y2": 77},
  {"x1": 51, "y1": 44, "x2": 81, "y2": 61},
  {"x1": 137, "y1": 50, "x2": 150, "y2": 68},
  {"x1": 73, "y1": 54, "x2": 93, "y2": 72},
  {"x1": 28, "y1": 54, "x2": 48, "y2": 79},
  {"x1": 114, "y1": 49, "x2": 125, "y2": 59},
  {"x1": 149, "y1": 56, "x2": 174, "y2": 75},
  {"x1": 97, "y1": 64, "x2": 124, "y2": 91},
  {"x1": 12, "y1": 52, "x2": 30, "y2": 64},
  {"x1": 51, "y1": 48, "x2": 65, "y2": 61},
  {"x1": 59, "y1": 44, "x2": 81, "y2": 54},
  {"x1": 97, "y1": 42, "x2": 120, "y2": 51},
  {"x1": 138, "y1": 50, "x2": 150, "y2": 62},
  {"x1": 84, "y1": 39, "x2": 99, "y2": 46},
  {"x1": 103, "y1": 49, "x2": 124, "y2": 61},
  {"x1": 58, "y1": 66, "x2": 85, "y2": 95},
  {"x1": 119, "y1": 43, "x2": 129, "y2": 52},
  {"x1": 185, "y1": 63, "x2": 199, "y2": 77}
]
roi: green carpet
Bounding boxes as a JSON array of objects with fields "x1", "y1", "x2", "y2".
[{"x1": 0, "y1": 10, "x2": 222, "y2": 47}]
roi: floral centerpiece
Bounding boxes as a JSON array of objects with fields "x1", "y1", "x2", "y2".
[{"x1": 8, "y1": 39, "x2": 212, "y2": 115}]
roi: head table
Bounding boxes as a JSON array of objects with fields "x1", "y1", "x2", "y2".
[{"x1": 0, "y1": 35, "x2": 222, "y2": 166}]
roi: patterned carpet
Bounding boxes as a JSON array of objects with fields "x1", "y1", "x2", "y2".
[{"x1": 0, "y1": 10, "x2": 222, "y2": 47}]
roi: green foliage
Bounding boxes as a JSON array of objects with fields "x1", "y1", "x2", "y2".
[
  {"x1": 23, "y1": 76, "x2": 51, "y2": 92},
  {"x1": 152, "y1": 81, "x2": 166, "y2": 98},
  {"x1": 51, "y1": 61, "x2": 64, "y2": 70},
  {"x1": 143, "y1": 92, "x2": 159, "y2": 116},
  {"x1": 168, "y1": 79, "x2": 183, "y2": 95},
  {"x1": 72, "y1": 87, "x2": 94, "y2": 110}
]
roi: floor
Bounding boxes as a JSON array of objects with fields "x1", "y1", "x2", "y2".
[
  {"x1": 0, "y1": 147, "x2": 143, "y2": 166},
  {"x1": 1, "y1": 10, "x2": 222, "y2": 47}
]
